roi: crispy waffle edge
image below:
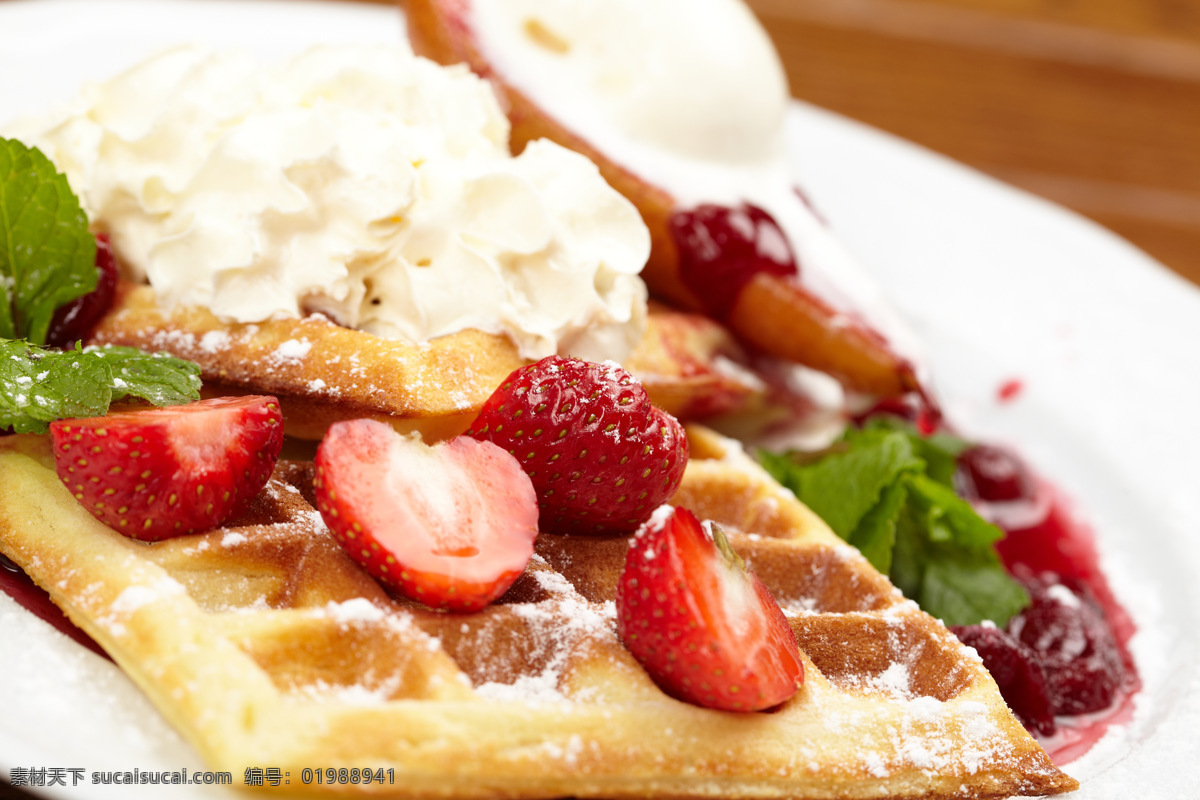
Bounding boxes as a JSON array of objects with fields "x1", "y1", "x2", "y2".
[{"x1": 87, "y1": 284, "x2": 764, "y2": 442}]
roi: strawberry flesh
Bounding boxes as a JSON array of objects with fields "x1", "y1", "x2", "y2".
[
  {"x1": 616, "y1": 506, "x2": 804, "y2": 711},
  {"x1": 467, "y1": 356, "x2": 688, "y2": 536},
  {"x1": 49, "y1": 395, "x2": 283, "y2": 541},
  {"x1": 314, "y1": 420, "x2": 539, "y2": 612}
]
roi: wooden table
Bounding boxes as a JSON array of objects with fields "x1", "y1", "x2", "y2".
[{"x1": 747, "y1": 0, "x2": 1200, "y2": 288}]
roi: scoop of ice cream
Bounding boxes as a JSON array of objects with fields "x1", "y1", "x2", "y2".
[
  {"x1": 7, "y1": 45, "x2": 650, "y2": 362},
  {"x1": 472, "y1": 0, "x2": 789, "y2": 165}
]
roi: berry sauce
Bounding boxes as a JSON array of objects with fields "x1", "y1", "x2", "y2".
[
  {"x1": 954, "y1": 444, "x2": 1140, "y2": 763},
  {"x1": 993, "y1": 483, "x2": 1140, "y2": 763},
  {"x1": 668, "y1": 203, "x2": 796, "y2": 320},
  {"x1": 0, "y1": 553, "x2": 109, "y2": 661}
]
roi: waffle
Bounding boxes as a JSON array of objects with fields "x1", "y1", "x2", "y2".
[
  {"x1": 89, "y1": 284, "x2": 764, "y2": 441},
  {"x1": 0, "y1": 426, "x2": 1074, "y2": 799}
]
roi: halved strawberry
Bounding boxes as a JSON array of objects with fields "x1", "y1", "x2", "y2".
[
  {"x1": 49, "y1": 395, "x2": 283, "y2": 541},
  {"x1": 616, "y1": 506, "x2": 804, "y2": 711},
  {"x1": 313, "y1": 419, "x2": 539, "y2": 612},
  {"x1": 466, "y1": 356, "x2": 688, "y2": 535}
]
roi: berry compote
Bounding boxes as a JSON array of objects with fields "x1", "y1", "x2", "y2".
[{"x1": 953, "y1": 442, "x2": 1140, "y2": 762}]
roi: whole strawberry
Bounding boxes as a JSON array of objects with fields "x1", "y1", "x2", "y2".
[
  {"x1": 466, "y1": 356, "x2": 688, "y2": 535},
  {"x1": 616, "y1": 506, "x2": 804, "y2": 712},
  {"x1": 50, "y1": 395, "x2": 283, "y2": 540}
]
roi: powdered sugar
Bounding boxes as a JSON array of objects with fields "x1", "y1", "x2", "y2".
[
  {"x1": 870, "y1": 662, "x2": 914, "y2": 700},
  {"x1": 271, "y1": 338, "x2": 313, "y2": 362},
  {"x1": 102, "y1": 577, "x2": 186, "y2": 637},
  {"x1": 474, "y1": 672, "x2": 569, "y2": 704},
  {"x1": 638, "y1": 504, "x2": 676, "y2": 538},
  {"x1": 882, "y1": 696, "x2": 1009, "y2": 776},
  {"x1": 536, "y1": 734, "x2": 585, "y2": 765},
  {"x1": 323, "y1": 598, "x2": 386, "y2": 625},
  {"x1": 198, "y1": 330, "x2": 231, "y2": 353},
  {"x1": 1045, "y1": 582, "x2": 1082, "y2": 609},
  {"x1": 299, "y1": 678, "x2": 397, "y2": 706},
  {"x1": 472, "y1": 566, "x2": 618, "y2": 704}
]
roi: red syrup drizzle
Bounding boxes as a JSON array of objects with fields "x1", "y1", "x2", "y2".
[
  {"x1": 0, "y1": 553, "x2": 110, "y2": 661},
  {"x1": 996, "y1": 377, "x2": 1024, "y2": 403}
]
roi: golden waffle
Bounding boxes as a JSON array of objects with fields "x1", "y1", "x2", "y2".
[
  {"x1": 89, "y1": 284, "x2": 764, "y2": 441},
  {"x1": 0, "y1": 427, "x2": 1074, "y2": 799}
]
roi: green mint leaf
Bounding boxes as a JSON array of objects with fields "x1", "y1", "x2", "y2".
[
  {"x1": 0, "y1": 339, "x2": 201, "y2": 434},
  {"x1": 760, "y1": 429, "x2": 923, "y2": 539},
  {"x1": 0, "y1": 340, "x2": 112, "y2": 433},
  {"x1": 888, "y1": 483, "x2": 1028, "y2": 627},
  {"x1": 849, "y1": 478, "x2": 908, "y2": 574},
  {"x1": 757, "y1": 423, "x2": 1029, "y2": 628},
  {"x1": 859, "y1": 415, "x2": 971, "y2": 486},
  {"x1": 0, "y1": 138, "x2": 97, "y2": 344},
  {"x1": 888, "y1": 498, "x2": 929, "y2": 602},
  {"x1": 920, "y1": 554, "x2": 1031, "y2": 628},
  {"x1": 85, "y1": 345, "x2": 202, "y2": 407},
  {"x1": 906, "y1": 474, "x2": 1004, "y2": 548},
  {"x1": 903, "y1": 473, "x2": 1028, "y2": 626}
]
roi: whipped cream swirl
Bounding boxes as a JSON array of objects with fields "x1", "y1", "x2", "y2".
[{"x1": 8, "y1": 45, "x2": 650, "y2": 361}]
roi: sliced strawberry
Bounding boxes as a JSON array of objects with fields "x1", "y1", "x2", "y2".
[
  {"x1": 49, "y1": 395, "x2": 283, "y2": 541},
  {"x1": 616, "y1": 506, "x2": 804, "y2": 711},
  {"x1": 313, "y1": 419, "x2": 539, "y2": 612},
  {"x1": 466, "y1": 356, "x2": 688, "y2": 535}
]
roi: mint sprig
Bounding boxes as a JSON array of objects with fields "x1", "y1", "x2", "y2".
[
  {"x1": 0, "y1": 340, "x2": 202, "y2": 434},
  {"x1": 758, "y1": 420, "x2": 1029, "y2": 627},
  {"x1": 1, "y1": 138, "x2": 98, "y2": 345}
]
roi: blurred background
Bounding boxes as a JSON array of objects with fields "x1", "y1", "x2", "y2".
[{"x1": 742, "y1": 0, "x2": 1200, "y2": 287}]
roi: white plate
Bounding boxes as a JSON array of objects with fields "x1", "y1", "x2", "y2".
[{"x1": 2, "y1": 1, "x2": 1198, "y2": 798}]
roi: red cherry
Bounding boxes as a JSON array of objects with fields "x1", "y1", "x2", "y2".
[
  {"x1": 668, "y1": 203, "x2": 797, "y2": 320},
  {"x1": 956, "y1": 444, "x2": 1036, "y2": 504},
  {"x1": 46, "y1": 233, "x2": 118, "y2": 348}
]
